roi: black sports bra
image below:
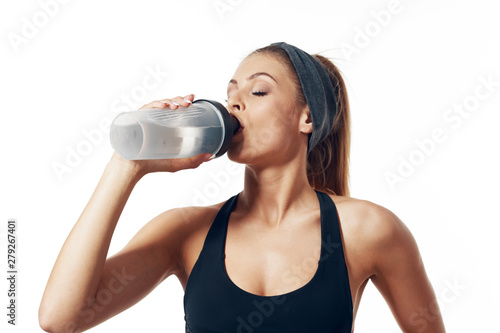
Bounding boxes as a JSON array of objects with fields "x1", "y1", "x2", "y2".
[{"x1": 184, "y1": 190, "x2": 353, "y2": 332}]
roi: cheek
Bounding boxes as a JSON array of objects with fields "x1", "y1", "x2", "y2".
[
  {"x1": 257, "y1": 99, "x2": 295, "y2": 134},
  {"x1": 251, "y1": 113, "x2": 297, "y2": 148},
  {"x1": 260, "y1": 117, "x2": 289, "y2": 141}
]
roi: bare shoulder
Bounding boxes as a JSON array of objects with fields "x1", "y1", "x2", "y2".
[
  {"x1": 122, "y1": 200, "x2": 226, "y2": 279},
  {"x1": 152, "y1": 200, "x2": 228, "y2": 285},
  {"x1": 328, "y1": 195, "x2": 445, "y2": 331},
  {"x1": 150, "y1": 201, "x2": 226, "y2": 248},
  {"x1": 327, "y1": 194, "x2": 417, "y2": 273},
  {"x1": 167, "y1": 202, "x2": 226, "y2": 239}
]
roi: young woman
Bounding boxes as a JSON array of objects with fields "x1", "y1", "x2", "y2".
[{"x1": 39, "y1": 42, "x2": 446, "y2": 332}]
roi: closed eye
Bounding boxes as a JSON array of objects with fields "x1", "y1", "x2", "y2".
[{"x1": 225, "y1": 91, "x2": 267, "y2": 102}]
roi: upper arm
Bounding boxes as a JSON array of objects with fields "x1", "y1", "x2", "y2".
[
  {"x1": 364, "y1": 204, "x2": 446, "y2": 333},
  {"x1": 73, "y1": 207, "x2": 192, "y2": 331}
]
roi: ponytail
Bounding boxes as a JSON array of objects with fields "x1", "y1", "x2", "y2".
[{"x1": 307, "y1": 55, "x2": 351, "y2": 197}]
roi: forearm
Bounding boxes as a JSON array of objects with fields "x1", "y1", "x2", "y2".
[{"x1": 39, "y1": 158, "x2": 143, "y2": 328}]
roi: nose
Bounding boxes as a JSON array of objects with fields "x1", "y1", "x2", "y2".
[{"x1": 226, "y1": 92, "x2": 244, "y2": 113}]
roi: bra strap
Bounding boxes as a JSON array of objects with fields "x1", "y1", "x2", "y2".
[
  {"x1": 316, "y1": 191, "x2": 343, "y2": 262},
  {"x1": 199, "y1": 194, "x2": 239, "y2": 260}
]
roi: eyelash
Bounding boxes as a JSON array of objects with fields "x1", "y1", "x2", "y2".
[{"x1": 225, "y1": 91, "x2": 267, "y2": 102}]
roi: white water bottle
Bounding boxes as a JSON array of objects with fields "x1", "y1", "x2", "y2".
[{"x1": 110, "y1": 99, "x2": 239, "y2": 160}]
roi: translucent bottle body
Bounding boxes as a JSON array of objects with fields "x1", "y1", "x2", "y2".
[{"x1": 110, "y1": 100, "x2": 237, "y2": 160}]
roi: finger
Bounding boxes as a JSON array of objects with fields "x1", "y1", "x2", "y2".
[
  {"x1": 170, "y1": 153, "x2": 213, "y2": 172},
  {"x1": 172, "y1": 94, "x2": 195, "y2": 108},
  {"x1": 156, "y1": 98, "x2": 180, "y2": 110},
  {"x1": 178, "y1": 98, "x2": 192, "y2": 108},
  {"x1": 170, "y1": 96, "x2": 192, "y2": 108},
  {"x1": 139, "y1": 101, "x2": 164, "y2": 110},
  {"x1": 182, "y1": 94, "x2": 195, "y2": 105},
  {"x1": 184, "y1": 153, "x2": 213, "y2": 168},
  {"x1": 138, "y1": 100, "x2": 166, "y2": 110}
]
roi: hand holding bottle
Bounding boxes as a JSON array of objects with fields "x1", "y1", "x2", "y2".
[{"x1": 109, "y1": 94, "x2": 213, "y2": 178}]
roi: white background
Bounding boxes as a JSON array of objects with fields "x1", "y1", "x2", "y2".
[{"x1": 1, "y1": 0, "x2": 499, "y2": 332}]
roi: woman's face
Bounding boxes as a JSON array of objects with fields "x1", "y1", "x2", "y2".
[{"x1": 226, "y1": 53, "x2": 310, "y2": 166}]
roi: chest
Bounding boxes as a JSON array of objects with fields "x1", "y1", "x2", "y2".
[
  {"x1": 183, "y1": 208, "x2": 354, "y2": 333},
  {"x1": 223, "y1": 216, "x2": 322, "y2": 296}
]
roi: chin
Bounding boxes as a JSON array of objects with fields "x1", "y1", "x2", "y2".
[
  {"x1": 227, "y1": 142, "x2": 261, "y2": 164},
  {"x1": 226, "y1": 145, "x2": 248, "y2": 164},
  {"x1": 228, "y1": 145, "x2": 288, "y2": 169}
]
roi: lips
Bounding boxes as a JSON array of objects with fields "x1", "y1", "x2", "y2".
[{"x1": 232, "y1": 115, "x2": 244, "y2": 135}]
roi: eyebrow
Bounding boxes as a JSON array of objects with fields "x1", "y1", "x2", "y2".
[{"x1": 229, "y1": 72, "x2": 277, "y2": 85}]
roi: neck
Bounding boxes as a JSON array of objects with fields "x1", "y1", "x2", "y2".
[{"x1": 237, "y1": 154, "x2": 318, "y2": 228}]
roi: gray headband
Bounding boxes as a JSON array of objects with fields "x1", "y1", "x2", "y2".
[{"x1": 271, "y1": 42, "x2": 337, "y2": 154}]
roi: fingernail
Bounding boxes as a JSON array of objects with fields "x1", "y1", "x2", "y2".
[
  {"x1": 209, "y1": 154, "x2": 216, "y2": 160},
  {"x1": 183, "y1": 99, "x2": 192, "y2": 104},
  {"x1": 171, "y1": 101, "x2": 180, "y2": 106}
]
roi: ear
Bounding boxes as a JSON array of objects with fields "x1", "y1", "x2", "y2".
[{"x1": 299, "y1": 107, "x2": 313, "y2": 134}]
